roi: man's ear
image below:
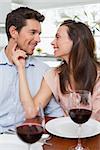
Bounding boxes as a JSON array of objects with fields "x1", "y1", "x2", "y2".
[{"x1": 9, "y1": 25, "x2": 18, "y2": 40}]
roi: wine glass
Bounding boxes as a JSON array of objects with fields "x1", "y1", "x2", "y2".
[
  {"x1": 15, "y1": 103, "x2": 45, "y2": 150},
  {"x1": 61, "y1": 90, "x2": 92, "y2": 150},
  {"x1": 68, "y1": 90, "x2": 92, "y2": 150}
]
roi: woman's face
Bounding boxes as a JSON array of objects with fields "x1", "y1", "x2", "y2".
[{"x1": 51, "y1": 25, "x2": 73, "y2": 62}]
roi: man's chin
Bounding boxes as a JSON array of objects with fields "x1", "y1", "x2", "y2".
[{"x1": 26, "y1": 50, "x2": 34, "y2": 55}]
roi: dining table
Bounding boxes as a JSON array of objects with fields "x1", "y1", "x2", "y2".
[{"x1": 43, "y1": 116, "x2": 100, "y2": 150}]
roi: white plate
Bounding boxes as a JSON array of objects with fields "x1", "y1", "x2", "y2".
[
  {"x1": 45, "y1": 117, "x2": 100, "y2": 138},
  {"x1": 0, "y1": 134, "x2": 43, "y2": 150}
]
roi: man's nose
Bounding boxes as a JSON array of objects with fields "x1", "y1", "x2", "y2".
[{"x1": 34, "y1": 34, "x2": 41, "y2": 43}]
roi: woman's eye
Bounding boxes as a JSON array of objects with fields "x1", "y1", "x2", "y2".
[
  {"x1": 32, "y1": 31, "x2": 35, "y2": 35},
  {"x1": 56, "y1": 36, "x2": 59, "y2": 39}
]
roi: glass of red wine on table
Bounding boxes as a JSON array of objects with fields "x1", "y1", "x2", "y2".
[
  {"x1": 16, "y1": 103, "x2": 45, "y2": 150},
  {"x1": 62, "y1": 90, "x2": 92, "y2": 150}
]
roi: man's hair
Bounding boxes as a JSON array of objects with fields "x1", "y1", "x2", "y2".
[{"x1": 5, "y1": 7, "x2": 45, "y2": 40}]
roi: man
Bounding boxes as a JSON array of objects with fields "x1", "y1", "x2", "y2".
[{"x1": 0, "y1": 7, "x2": 63, "y2": 133}]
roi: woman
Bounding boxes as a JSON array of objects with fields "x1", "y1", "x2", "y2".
[{"x1": 12, "y1": 20, "x2": 100, "y2": 121}]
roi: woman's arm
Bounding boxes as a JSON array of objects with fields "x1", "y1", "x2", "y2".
[
  {"x1": 12, "y1": 50, "x2": 52, "y2": 118},
  {"x1": 19, "y1": 67, "x2": 52, "y2": 118}
]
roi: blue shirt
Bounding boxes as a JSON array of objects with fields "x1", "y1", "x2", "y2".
[{"x1": 0, "y1": 49, "x2": 63, "y2": 133}]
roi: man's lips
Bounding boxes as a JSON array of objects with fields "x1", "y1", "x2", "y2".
[{"x1": 29, "y1": 44, "x2": 37, "y2": 49}]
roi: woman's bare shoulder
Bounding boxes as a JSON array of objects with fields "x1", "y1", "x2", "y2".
[
  {"x1": 97, "y1": 64, "x2": 100, "y2": 73},
  {"x1": 47, "y1": 67, "x2": 58, "y2": 75},
  {"x1": 96, "y1": 66, "x2": 100, "y2": 83}
]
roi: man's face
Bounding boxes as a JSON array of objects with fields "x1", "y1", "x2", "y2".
[{"x1": 16, "y1": 19, "x2": 41, "y2": 55}]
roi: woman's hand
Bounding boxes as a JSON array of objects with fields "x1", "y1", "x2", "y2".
[{"x1": 12, "y1": 49, "x2": 27, "y2": 70}]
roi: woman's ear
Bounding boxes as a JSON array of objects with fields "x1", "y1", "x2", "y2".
[{"x1": 9, "y1": 25, "x2": 18, "y2": 40}]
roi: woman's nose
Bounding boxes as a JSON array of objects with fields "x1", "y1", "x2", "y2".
[{"x1": 51, "y1": 39, "x2": 55, "y2": 46}]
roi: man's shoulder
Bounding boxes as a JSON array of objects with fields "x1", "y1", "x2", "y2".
[
  {"x1": 30, "y1": 56, "x2": 50, "y2": 72},
  {"x1": 34, "y1": 57, "x2": 50, "y2": 69}
]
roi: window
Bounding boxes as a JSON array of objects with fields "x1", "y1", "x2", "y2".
[{"x1": 35, "y1": 3, "x2": 100, "y2": 60}]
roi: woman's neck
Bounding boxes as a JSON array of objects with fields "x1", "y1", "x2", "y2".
[{"x1": 69, "y1": 73, "x2": 76, "y2": 90}]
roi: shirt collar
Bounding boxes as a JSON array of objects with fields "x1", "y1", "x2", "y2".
[
  {"x1": 0, "y1": 48, "x2": 12, "y2": 66},
  {"x1": 25, "y1": 55, "x2": 35, "y2": 68},
  {"x1": 0, "y1": 48, "x2": 35, "y2": 67}
]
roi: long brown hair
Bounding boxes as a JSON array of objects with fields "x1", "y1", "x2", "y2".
[{"x1": 56, "y1": 20, "x2": 100, "y2": 94}]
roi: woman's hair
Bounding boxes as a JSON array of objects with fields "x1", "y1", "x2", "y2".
[
  {"x1": 6, "y1": 7, "x2": 45, "y2": 40},
  {"x1": 56, "y1": 19, "x2": 100, "y2": 94}
]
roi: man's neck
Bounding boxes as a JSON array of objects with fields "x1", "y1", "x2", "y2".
[
  {"x1": 5, "y1": 44, "x2": 13, "y2": 63},
  {"x1": 5, "y1": 38, "x2": 17, "y2": 63}
]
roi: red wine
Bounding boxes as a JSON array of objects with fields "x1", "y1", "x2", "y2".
[
  {"x1": 69, "y1": 109, "x2": 92, "y2": 124},
  {"x1": 16, "y1": 123, "x2": 43, "y2": 144}
]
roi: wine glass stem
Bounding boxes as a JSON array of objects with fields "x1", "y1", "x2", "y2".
[
  {"x1": 77, "y1": 138, "x2": 82, "y2": 148},
  {"x1": 28, "y1": 144, "x2": 31, "y2": 150},
  {"x1": 76, "y1": 124, "x2": 83, "y2": 149}
]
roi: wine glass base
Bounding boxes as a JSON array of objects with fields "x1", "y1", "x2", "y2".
[{"x1": 68, "y1": 145, "x2": 89, "y2": 150}]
